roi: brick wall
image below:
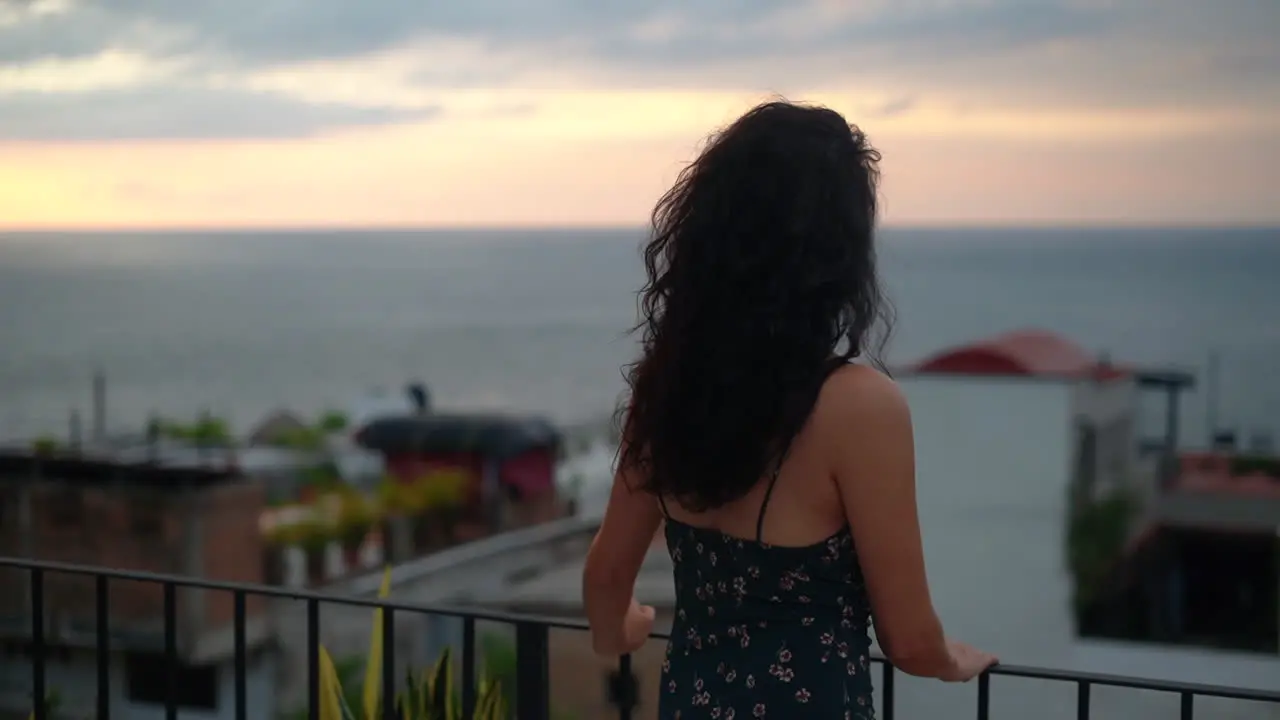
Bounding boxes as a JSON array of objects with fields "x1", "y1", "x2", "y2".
[
  {"x1": 198, "y1": 480, "x2": 269, "y2": 629},
  {"x1": 44, "y1": 482, "x2": 187, "y2": 628},
  {"x1": 0, "y1": 475, "x2": 268, "y2": 653},
  {"x1": 0, "y1": 480, "x2": 184, "y2": 628}
]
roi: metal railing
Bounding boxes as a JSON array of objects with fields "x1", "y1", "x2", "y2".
[{"x1": 1, "y1": 556, "x2": 1278, "y2": 720}]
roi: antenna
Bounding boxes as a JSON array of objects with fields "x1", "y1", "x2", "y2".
[
  {"x1": 1205, "y1": 351, "x2": 1220, "y2": 444},
  {"x1": 92, "y1": 368, "x2": 106, "y2": 445}
]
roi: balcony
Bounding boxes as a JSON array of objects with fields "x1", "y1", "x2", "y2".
[{"x1": 1, "y1": 556, "x2": 1278, "y2": 720}]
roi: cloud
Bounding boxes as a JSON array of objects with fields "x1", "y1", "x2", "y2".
[
  {"x1": 871, "y1": 97, "x2": 918, "y2": 119},
  {"x1": 0, "y1": 0, "x2": 1275, "y2": 140},
  {"x1": 0, "y1": 49, "x2": 181, "y2": 93},
  {"x1": 0, "y1": 84, "x2": 437, "y2": 140}
]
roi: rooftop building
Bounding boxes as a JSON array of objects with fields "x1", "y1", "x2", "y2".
[{"x1": 0, "y1": 452, "x2": 275, "y2": 720}]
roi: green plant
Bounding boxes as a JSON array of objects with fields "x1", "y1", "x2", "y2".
[
  {"x1": 396, "y1": 646, "x2": 508, "y2": 719},
  {"x1": 416, "y1": 470, "x2": 469, "y2": 514},
  {"x1": 299, "y1": 464, "x2": 346, "y2": 501},
  {"x1": 336, "y1": 491, "x2": 380, "y2": 545},
  {"x1": 267, "y1": 516, "x2": 333, "y2": 551},
  {"x1": 31, "y1": 436, "x2": 60, "y2": 456},
  {"x1": 156, "y1": 414, "x2": 233, "y2": 446},
  {"x1": 1067, "y1": 489, "x2": 1138, "y2": 615},
  {"x1": 478, "y1": 632, "x2": 517, "y2": 713},
  {"x1": 27, "y1": 688, "x2": 61, "y2": 720},
  {"x1": 310, "y1": 570, "x2": 508, "y2": 720},
  {"x1": 318, "y1": 411, "x2": 350, "y2": 433},
  {"x1": 380, "y1": 477, "x2": 428, "y2": 516},
  {"x1": 276, "y1": 425, "x2": 328, "y2": 451}
]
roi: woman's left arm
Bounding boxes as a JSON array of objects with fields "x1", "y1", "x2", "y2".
[{"x1": 582, "y1": 463, "x2": 663, "y2": 655}]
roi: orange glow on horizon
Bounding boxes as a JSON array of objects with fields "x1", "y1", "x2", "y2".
[{"x1": 1, "y1": 89, "x2": 1277, "y2": 229}]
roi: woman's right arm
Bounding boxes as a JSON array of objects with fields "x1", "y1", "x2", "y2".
[{"x1": 822, "y1": 366, "x2": 996, "y2": 680}]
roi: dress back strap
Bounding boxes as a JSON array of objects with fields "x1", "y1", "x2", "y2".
[
  {"x1": 755, "y1": 440, "x2": 794, "y2": 542},
  {"x1": 656, "y1": 492, "x2": 672, "y2": 519}
]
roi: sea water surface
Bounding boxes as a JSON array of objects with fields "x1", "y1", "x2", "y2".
[{"x1": 1, "y1": 227, "x2": 1277, "y2": 717}]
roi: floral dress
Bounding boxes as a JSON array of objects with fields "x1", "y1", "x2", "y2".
[{"x1": 657, "y1": 511, "x2": 875, "y2": 719}]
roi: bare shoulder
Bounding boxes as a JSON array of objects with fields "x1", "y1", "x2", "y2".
[{"x1": 816, "y1": 363, "x2": 910, "y2": 428}]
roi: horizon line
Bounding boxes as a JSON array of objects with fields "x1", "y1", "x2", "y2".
[{"x1": 1, "y1": 220, "x2": 1278, "y2": 235}]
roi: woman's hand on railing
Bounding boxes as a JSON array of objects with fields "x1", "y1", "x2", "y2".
[
  {"x1": 620, "y1": 599, "x2": 656, "y2": 653},
  {"x1": 938, "y1": 639, "x2": 999, "y2": 682},
  {"x1": 591, "y1": 598, "x2": 656, "y2": 655}
]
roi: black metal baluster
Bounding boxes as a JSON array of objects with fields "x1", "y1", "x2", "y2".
[
  {"x1": 461, "y1": 617, "x2": 477, "y2": 719},
  {"x1": 381, "y1": 607, "x2": 396, "y2": 720},
  {"x1": 233, "y1": 590, "x2": 247, "y2": 720},
  {"x1": 881, "y1": 663, "x2": 895, "y2": 720},
  {"x1": 30, "y1": 568, "x2": 45, "y2": 720},
  {"x1": 976, "y1": 672, "x2": 990, "y2": 720},
  {"x1": 307, "y1": 599, "x2": 320, "y2": 720},
  {"x1": 514, "y1": 621, "x2": 551, "y2": 720},
  {"x1": 617, "y1": 654, "x2": 634, "y2": 720},
  {"x1": 607, "y1": 655, "x2": 638, "y2": 717},
  {"x1": 93, "y1": 574, "x2": 111, "y2": 720},
  {"x1": 163, "y1": 581, "x2": 178, "y2": 720},
  {"x1": 5, "y1": 560, "x2": 1278, "y2": 720}
]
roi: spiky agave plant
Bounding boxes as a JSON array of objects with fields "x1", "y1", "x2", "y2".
[
  {"x1": 314, "y1": 567, "x2": 507, "y2": 720},
  {"x1": 397, "y1": 646, "x2": 507, "y2": 720}
]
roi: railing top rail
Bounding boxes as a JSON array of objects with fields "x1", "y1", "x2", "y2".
[
  {"x1": 3, "y1": 555, "x2": 1279, "y2": 704},
  {"x1": 335, "y1": 512, "x2": 601, "y2": 596}
]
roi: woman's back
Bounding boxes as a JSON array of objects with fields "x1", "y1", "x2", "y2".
[
  {"x1": 656, "y1": 364, "x2": 875, "y2": 718},
  {"x1": 582, "y1": 101, "x2": 996, "y2": 720}
]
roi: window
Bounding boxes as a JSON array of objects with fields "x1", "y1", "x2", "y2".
[{"x1": 124, "y1": 654, "x2": 219, "y2": 710}]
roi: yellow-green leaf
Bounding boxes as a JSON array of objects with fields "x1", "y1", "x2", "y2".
[
  {"x1": 476, "y1": 679, "x2": 506, "y2": 720},
  {"x1": 362, "y1": 566, "x2": 393, "y2": 720},
  {"x1": 318, "y1": 646, "x2": 348, "y2": 720}
]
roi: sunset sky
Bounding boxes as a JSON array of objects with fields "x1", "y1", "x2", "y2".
[{"x1": 1, "y1": 0, "x2": 1276, "y2": 229}]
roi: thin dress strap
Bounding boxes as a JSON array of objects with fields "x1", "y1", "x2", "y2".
[
  {"x1": 755, "y1": 358, "x2": 849, "y2": 541},
  {"x1": 656, "y1": 492, "x2": 672, "y2": 519},
  {"x1": 755, "y1": 440, "x2": 795, "y2": 542}
]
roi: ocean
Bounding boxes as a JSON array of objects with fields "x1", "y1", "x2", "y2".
[
  {"x1": 2, "y1": 227, "x2": 1277, "y2": 443},
  {"x1": 2, "y1": 227, "x2": 1278, "y2": 716}
]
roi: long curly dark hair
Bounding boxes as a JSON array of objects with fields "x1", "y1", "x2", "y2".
[{"x1": 618, "y1": 100, "x2": 893, "y2": 512}]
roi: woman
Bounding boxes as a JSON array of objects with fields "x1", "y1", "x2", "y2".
[{"x1": 583, "y1": 100, "x2": 997, "y2": 718}]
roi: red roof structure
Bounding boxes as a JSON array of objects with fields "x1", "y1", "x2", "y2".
[{"x1": 905, "y1": 329, "x2": 1128, "y2": 380}]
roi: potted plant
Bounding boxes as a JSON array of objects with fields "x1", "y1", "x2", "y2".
[
  {"x1": 377, "y1": 477, "x2": 421, "y2": 563},
  {"x1": 407, "y1": 471, "x2": 468, "y2": 552},
  {"x1": 423, "y1": 470, "x2": 469, "y2": 547},
  {"x1": 287, "y1": 516, "x2": 333, "y2": 586},
  {"x1": 335, "y1": 490, "x2": 378, "y2": 572},
  {"x1": 261, "y1": 521, "x2": 294, "y2": 586}
]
